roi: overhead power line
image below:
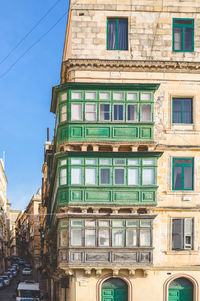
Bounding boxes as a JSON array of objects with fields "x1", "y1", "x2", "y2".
[
  {"x1": 0, "y1": 11, "x2": 67, "y2": 79},
  {"x1": 0, "y1": 0, "x2": 62, "y2": 66}
]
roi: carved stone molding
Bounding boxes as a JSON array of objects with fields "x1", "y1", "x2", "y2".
[{"x1": 61, "y1": 59, "x2": 200, "y2": 83}]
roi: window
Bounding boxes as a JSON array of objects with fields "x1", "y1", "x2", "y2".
[
  {"x1": 60, "y1": 169, "x2": 67, "y2": 185},
  {"x1": 173, "y1": 158, "x2": 193, "y2": 190},
  {"x1": 173, "y1": 19, "x2": 194, "y2": 52},
  {"x1": 172, "y1": 218, "x2": 193, "y2": 250},
  {"x1": 85, "y1": 103, "x2": 97, "y2": 121},
  {"x1": 127, "y1": 104, "x2": 137, "y2": 121},
  {"x1": 85, "y1": 168, "x2": 96, "y2": 185},
  {"x1": 99, "y1": 104, "x2": 110, "y2": 121},
  {"x1": 71, "y1": 168, "x2": 82, "y2": 185},
  {"x1": 107, "y1": 18, "x2": 128, "y2": 50},
  {"x1": 113, "y1": 104, "x2": 124, "y2": 121},
  {"x1": 140, "y1": 105, "x2": 152, "y2": 122},
  {"x1": 60, "y1": 105, "x2": 67, "y2": 122},
  {"x1": 71, "y1": 104, "x2": 82, "y2": 121},
  {"x1": 114, "y1": 168, "x2": 125, "y2": 184},
  {"x1": 100, "y1": 168, "x2": 110, "y2": 184},
  {"x1": 58, "y1": 220, "x2": 68, "y2": 247},
  {"x1": 67, "y1": 219, "x2": 153, "y2": 249},
  {"x1": 172, "y1": 98, "x2": 192, "y2": 124}
]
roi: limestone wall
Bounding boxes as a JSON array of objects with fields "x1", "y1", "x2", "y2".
[{"x1": 63, "y1": 0, "x2": 200, "y2": 62}]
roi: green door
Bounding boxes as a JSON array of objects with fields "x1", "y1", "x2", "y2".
[
  {"x1": 168, "y1": 278, "x2": 193, "y2": 301},
  {"x1": 102, "y1": 278, "x2": 128, "y2": 301}
]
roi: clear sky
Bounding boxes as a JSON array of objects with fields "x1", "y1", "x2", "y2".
[{"x1": 0, "y1": 0, "x2": 69, "y2": 210}]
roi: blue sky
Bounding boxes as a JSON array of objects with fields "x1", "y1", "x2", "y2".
[{"x1": 0, "y1": 0, "x2": 69, "y2": 209}]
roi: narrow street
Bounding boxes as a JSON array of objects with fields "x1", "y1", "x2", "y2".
[{"x1": 0, "y1": 270, "x2": 46, "y2": 301}]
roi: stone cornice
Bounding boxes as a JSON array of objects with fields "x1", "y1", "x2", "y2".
[{"x1": 61, "y1": 59, "x2": 200, "y2": 83}]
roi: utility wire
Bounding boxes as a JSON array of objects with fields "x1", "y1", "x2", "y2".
[
  {"x1": 0, "y1": 11, "x2": 67, "y2": 79},
  {"x1": 0, "y1": 0, "x2": 62, "y2": 66}
]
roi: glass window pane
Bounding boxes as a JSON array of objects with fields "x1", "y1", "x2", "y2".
[
  {"x1": 114, "y1": 105, "x2": 124, "y2": 121},
  {"x1": 61, "y1": 105, "x2": 67, "y2": 122},
  {"x1": 100, "y1": 168, "x2": 110, "y2": 184},
  {"x1": 174, "y1": 159, "x2": 192, "y2": 164},
  {"x1": 86, "y1": 159, "x2": 96, "y2": 165},
  {"x1": 85, "y1": 92, "x2": 96, "y2": 100},
  {"x1": 184, "y1": 27, "x2": 192, "y2": 50},
  {"x1": 61, "y1": 93, "x2": 67, "y2": 101},
  {"x1": 71, "y1": 104, "x2": 82, "y2": 121},
  {"x1": 128, "y1": 159, "x2": 139, "y2": 166},
  {"x1": 99, "y1": 92, "x2": 110, "y2": 100},
  {"x1": 126, "y1": 229, "x2": 137, "y2": 247},
  {"x1": 71, "y1": 220, "x2": 83, "y2": 227},
  {"x1": 126, "y1": 220, "x2": 138, "y2": 227},
  {"x1": 60, "y1": 169, "x2": 67, "y2": 185},
  {"x1": 99, "y1": 229, "x2": 109, "y2": 246},
  {"x1": 85, "y1": 168, "x2": 96, "y2": 185},
  {"x1": 100, "y1": 159, "x2": 111, "y2": 165},
  {"x1": 112, "y1": 220, "x2": 124, "y2": 227},
  {"x1": 71, "y1": 168, "x2": 82, "y2": 184},
  {"x1": 183, "y1": 99, "x2": 192, "y2": 123},
  {"x1": 99, "y1": 221, "x2": 109, "y2": 227},
  {"x1": 118, "y1": 19, "x2": 128, "y2": 50},
  {"x1": 173, "y1": 99, "x2": 182, "y2": 123},
  {"x1": 127, "y1": 104, "x2": 137, "y2": 121},
  {"x1": 71, "y1": 92, "x2": 82, "y2": 100},
  {"x1": 174, "y1": 166, "x2": 182, "y2": 189},
  {"x1": 100, "y1": 104, "x2": 110, "y2": 121},
  {"x1": 140, "y1": 105, "x2": 151, "y2": 122},
  {"x1": 71, "y1": 159, "x2": 82, "y2": 165},
  {"x1": 140, "y1": 229, "x2": 151, "y2": 247},
  {"x1": 174, "y1": 20, "x2": 193, "y2": 25},
  {"x1": 60, "y1": 160, "x2": 67, "y2": 166},
  {"x1": 114, "y1": 169, "x2": 125, "y2": 184},
  {"x1": 114, "y1": 159, "x2": 125, "y2": 165},
  {"x1": 113, "y1": 92, "x2": 124, "y2": 101},
  {"x1": 143, "y1": 159, "x2": 154, "y2": 166},
  {"x1": 85, "y1": 220, "x2": 95, "y2": 227},
  {"x1": 108, "y1": 19, "x2": 117, "y2": 50},
  {"x1": 142, "y1": 168, "x2": 155, "y2": 185},
  {"x1": 141, "y1": 93, "x2": 151, "y2": 101},
  {"x1": 174, "y1": 27, "x2": 182, "y2": 50},
  {"x1": 85, "y1": 103, "x2": 96, "y2": 121},
  {"x1": 128, "y1": 168, "x2": 139, "y2": 185},
  {"x1": 60, "y1": 229, "x2": 68, "y2": 247},
  {"x1": 71, "y1": 229, "x2": 82, "y2": 246},
  {"x1": 140, "y1": 220, "x2": 151, "y2": 227},
  {"x1": 184, "y1": 166, "x2": 192, "y2": 189},
  {"x1": 127, "y1": 93, "x2": 137, "y2": 101},
  {"x1": 112, "y1": 229, "x2": 123, "y2": 247},
  {"x1": 85, "y1": 230, "x2": 96, "y2": 246}
]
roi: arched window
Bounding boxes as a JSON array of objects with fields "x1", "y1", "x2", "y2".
[
  {"x1": 168, "y1": 277, "x2": 193, "y2": 301},
  {"x1": 101, "y1": 278, "x2": 128, "y2": 301}
]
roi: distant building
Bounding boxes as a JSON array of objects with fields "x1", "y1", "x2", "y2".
[{"x1": 16, "y1": 190, "x2": 41, "y2": 268}]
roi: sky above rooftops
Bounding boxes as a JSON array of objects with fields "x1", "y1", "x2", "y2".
[{"x1": 0, "y1": 0, "x2": 69, "y2": 209}]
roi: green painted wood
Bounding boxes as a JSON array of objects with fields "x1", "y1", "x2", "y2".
[
  {"x1": 57, "y1": 187, "x2": 157, "y2": 206},
  {"x1": 169, "y1": 287, "x2": 193, "y2": 301},
  {"x1": 102, "y1": 288, "x2": 127, "y2": 301},
  {"x1": 58, "y1": 124, "x2": 153, "y2": 142}
]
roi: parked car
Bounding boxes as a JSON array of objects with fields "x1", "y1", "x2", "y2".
[
  {"x1": 14, "y1": 281, "x2": 41, "y2": 301},
  {"x1": 22, "y1": 268, "x2": 32, "y2": 276},
  {"x1": 12, "y1": 263, "x2": 19, "y2": 270},
  {"x1": 8, "y1": 269, "x2": 16, "y2": 277},
  {"x1": 10, "y1": 268, "x2": 17, "y2": 276},
  {"x1": 0, "y1": 278, "x2": 4, "y2": 289},
  {"x1": 0, "y1": 274, "x2": 10, "y2": 286},
  {"x1": 24, "y1": 263, "x2": 31, "y2": 269},
  {"x1": 4, "y1": 271, "x2": 14, "y2": 280}
]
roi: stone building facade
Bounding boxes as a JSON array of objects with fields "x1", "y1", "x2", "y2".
[{"x1": 46, "y1": 1, "x2": 200, "y2": 300}]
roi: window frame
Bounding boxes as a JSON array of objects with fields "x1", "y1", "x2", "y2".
[
  {"x1": 172, "y1": 158, "x2": 194, "y2": 191},
  {"x1": 172, "y1": 97, "x2": 193, "y2": 124},
  {"x1": 172, "y1": 18, "x2": 194, "y2": 52},
  {"x1": 107, "y1": 17, "x2": 128, "y2": 51},
  {"x1": 172, "y1": 218, "x2": 194, "y2": 250}
]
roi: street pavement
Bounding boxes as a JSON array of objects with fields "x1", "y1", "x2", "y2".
[{"x1": 0, "y1": 269, "x2": 47, "y2": 301}]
